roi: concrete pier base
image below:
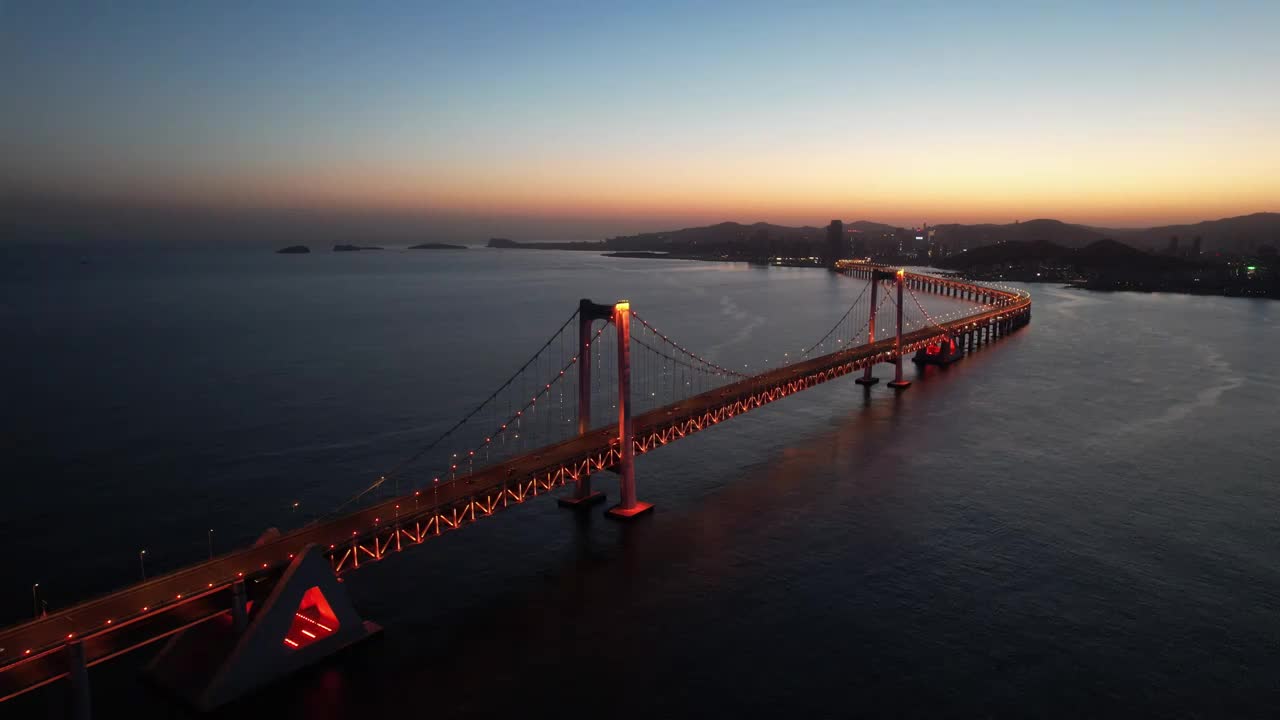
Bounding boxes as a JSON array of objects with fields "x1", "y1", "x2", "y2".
[
  {"x1": 67, "y1": 640, "x2": 91, "y2": 720},
  {"x1": 854, "y1": 376, "x2": 879, "y2": 386},
  {"x1": 605, "y1": 501, "x2": 654, "y2": 520},
  {"x1": 146, "y1": 544, "x2": 380, "y2": 712},
  {"x1": 887, "y1": 380, "x2": 912, "y2": 389},
  {"x1": 557, "y1": 491, "x2": 606, "y2": 509}
]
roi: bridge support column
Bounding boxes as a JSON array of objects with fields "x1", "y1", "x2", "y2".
[
  {"x1": 855, "y1": 272, "x2": 883, "y2": 386},
  {"x1": 67, "y1": 640, "x2": 91, "y2": 720},
  {"x1": 146, "y1": 545, "x2": 381, "y2": 712},
  {"x1": 606, "y1": 301, "x2": 652, "y2": 520},
  {"x1": 560, "y1": 299, "x2": 611, "y2": 509},
  {"x1": 888, "y1": 270, "x2": 911, "y2": 389},
  {"x1": 232, "y1": 578, "x2": 248, "y2": 632}
]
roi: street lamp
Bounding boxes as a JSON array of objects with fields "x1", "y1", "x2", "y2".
[
  {"x1": 139, "y1": 549, "x2": 147, "y2": 581},
  {"x1": 207, "y1": 529, "x2": 214, "y2": 561},
  {"x1": 31, "y1": 583, "x2": 39, "y2": 620}
]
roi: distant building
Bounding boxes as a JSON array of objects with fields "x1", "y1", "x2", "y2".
[
  {"x1": 1167, "y1": 235, "x2": 1180, "y2": 255},
  {"x1": 825, "y1": 220, "x2": 845, "y2": 268},
  {"x1": 1192, "y1": 235, "x2": 1203, "y2": 256},
  {"x1": 851, "y1": 232, "x2": 867, "y2": 258}
]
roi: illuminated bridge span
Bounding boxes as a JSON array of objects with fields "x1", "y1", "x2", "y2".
[{"x1": 0, "y1": 263, "x2": 1031, "y2": 715}]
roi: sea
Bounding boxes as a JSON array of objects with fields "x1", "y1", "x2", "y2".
[{"x1": 1, "y1": 245, "x2": 1278, "y2": 718}]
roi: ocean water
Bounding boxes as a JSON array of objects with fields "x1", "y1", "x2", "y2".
[{"x1": 2, "y1": 246, "x2": 1278, "y2": 718}]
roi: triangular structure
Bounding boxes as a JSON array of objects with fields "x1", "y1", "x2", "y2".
[{"x1": 147, "y1": 543, "x2": 380, "y2": 711}]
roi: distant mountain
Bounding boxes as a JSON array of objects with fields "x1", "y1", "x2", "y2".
[
  {"x1": 1106, "y1": 213, "x2": 1280, "y2": 254},
  {"x1": 602, "y1": 220, "x2": 898, "y2": 254},
  {"x1": 846, "y1": 220, "x2": 898, "y2": 233},
  {"x1": 604, "y1": 221, "x2": 818, "y2": 251},
  {"x1": 490, "y1": 213, "x2": 1278, "y2": 259},
  {"x1": 938, "y1": 238, "x2": 1189, "y2": 271},
  {"x1": 932, "y1": 219, "x2": 1108, "y2": 249}
]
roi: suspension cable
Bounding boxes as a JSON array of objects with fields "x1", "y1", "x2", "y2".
[
  {"x1": 325, "y1": 307, "x2": 581, "y2": 518},
  {"x1": 798, "y1": 278, "x2": 872, "y2": 359},
  {"x1": 628, "y1": 310, "x2": 748, "y2": 378}
]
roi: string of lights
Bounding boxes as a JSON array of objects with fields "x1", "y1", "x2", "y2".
[
  {"x1": 629, "y1": 310, "x2": 748, "y2": 377},
  {"x1": 326, "y1": 307, "x2": 582, "y2": 518},
  {"x1": 435, "y1": 322, "x2": 609, "y2": 484},
  {"x1": 903, "y1": 283, "x2": 952, "y2": 337},
  {"x1": 798, "y1": 279, "x2": 873, "y2": 358},
  {"x1": 328, "y1": 272, "x2": 1023, "y2": 518}
]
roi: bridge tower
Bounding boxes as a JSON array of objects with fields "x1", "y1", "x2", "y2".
[
  {"x1": 558, "y1": 299, "x2": 614, "y2": 509},
  {"x1": 856, "y1": 270, "x2": 896, "y2": 386},
  {"x1": 888, "y1": 269, "x2": 911, "y2": 389},
  {"x1": 606, "y1": 300, "x2": 652, "y2": 519}
]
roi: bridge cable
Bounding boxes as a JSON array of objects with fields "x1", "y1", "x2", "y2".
[
  {"x1": 628, "y1": 310, "x2": 749, "y2": 378},
  {"x1": 903, "y1": 283, "x2": 952, "y2": 338},
  {"x1": 324, "y1": 308, "x2": 582, "y2": 518},
  {"x1": 798, "y1": 278, "x2": 872, "y2": 359}
]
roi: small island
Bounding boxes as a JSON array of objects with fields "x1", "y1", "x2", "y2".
[
  {"x1": 488, "y1": 238, "x2": 605, "y2": 250},
  {"x1": 603, "y1": 251, "x2": 675, "y2": 259},
  {"x1": 276, "y1": 245, "x2": 310, "y2": 254},
  {"x1": 408, "y1": 243, "x2": 467, "y2": 250},
  {"x1": 333, "y1": 244, "x2": 383, "y2": 252}
]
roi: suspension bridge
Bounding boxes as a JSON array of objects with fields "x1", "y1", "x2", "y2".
[{"x1": 0, "y1": 263, "x2": 1031, "y2": 715}]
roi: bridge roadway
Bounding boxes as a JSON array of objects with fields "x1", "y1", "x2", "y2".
[{"x1": 0, "y1": 271, "x2": 1030, "y2": 702}]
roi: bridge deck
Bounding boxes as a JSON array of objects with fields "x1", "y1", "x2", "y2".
[{"x1": 0, "y1": 270, "x2": 1030, "y2": 702}]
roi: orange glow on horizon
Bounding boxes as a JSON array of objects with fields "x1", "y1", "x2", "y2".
[{"x1": 45, "y1": 125, "x2": 1279, "y2": 230}]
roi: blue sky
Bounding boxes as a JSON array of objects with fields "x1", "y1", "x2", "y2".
[{"x1": 3, "y1": 1, "x2": 1278, "y2": 238}]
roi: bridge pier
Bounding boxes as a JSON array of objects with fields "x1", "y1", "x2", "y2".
[
  {"x1": 606, "y1": 301, "x2": 652, "y2": 520},
  {"x1": 146, "y1": 545, "x2": 381, "y2": 712},
  {"x1": 231, "y1": 578, "x2": 248, "y2": 632},
  {"x1": 66, "y1": 640, "x2": 91, "y2": 720}
]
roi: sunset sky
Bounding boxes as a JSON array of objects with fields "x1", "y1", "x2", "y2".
[{"x1": 3, "y1": 1, "x2": 1278, "y2": 241}]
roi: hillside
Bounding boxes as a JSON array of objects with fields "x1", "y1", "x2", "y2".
[
  {"x1": 932, "y1": 219, "x2": 1108, "y2": 249},
  {"x1": 938, "y1": 238, "x2": 1191, "y2": 271},
  {"x1": 1108, "y1": 213, "x2": 1280, "y2": 254},
  {"x1": 486, "y1": 213, "x2": 1277, "y2": 259},
  {"x1": 602, "y1": 221, "x2": 823, "y2": 252}
]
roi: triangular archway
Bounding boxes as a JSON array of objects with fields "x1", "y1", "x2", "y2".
[{"x1": 147, "y1": 543, "x2": 380, "y2": 711}]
